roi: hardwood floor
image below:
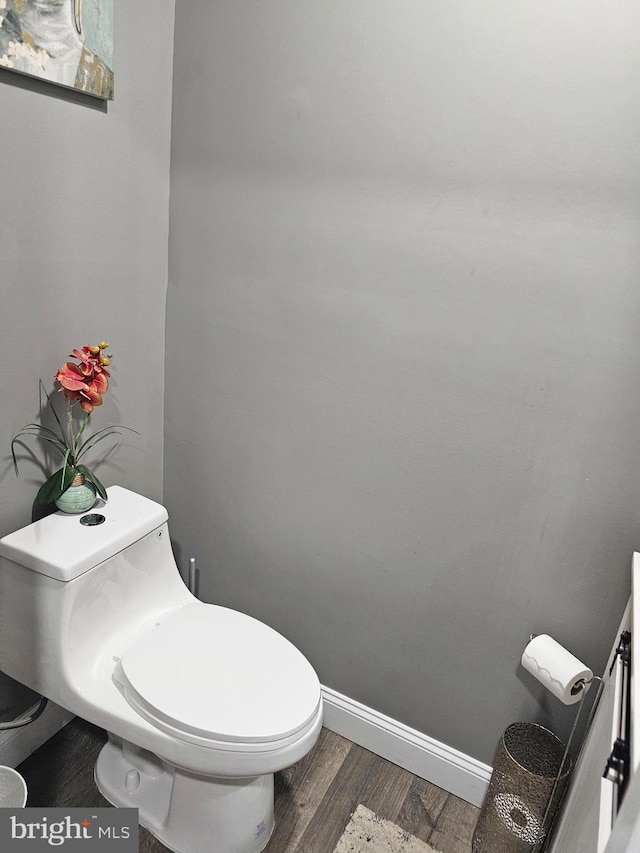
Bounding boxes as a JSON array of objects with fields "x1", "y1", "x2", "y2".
[{"x1": 18, "y1": 718, "x2": 479, "y2": 853}]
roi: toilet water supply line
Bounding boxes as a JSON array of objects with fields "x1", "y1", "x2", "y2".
[
  {"x1": 0, "y1": 696, "x2": 48, "y2": 730},
  {"x1": 188, "y1": 557, "x2": 197, "y2": 596}
]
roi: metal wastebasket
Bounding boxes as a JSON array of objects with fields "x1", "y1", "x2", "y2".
[
  {"x1": 472, "y1": 722, "x2": 572, "y2": 853},
  {"x1": 0, "y1": 766, "x2": 27, "y2": 807}
]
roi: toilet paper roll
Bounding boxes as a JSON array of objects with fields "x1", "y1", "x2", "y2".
[{"x1": 521, "y1": 634, "x2": 593, "y2": 705}]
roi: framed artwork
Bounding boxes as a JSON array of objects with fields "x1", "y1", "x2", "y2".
[{"x1": 0, "y1": 1, "x2": 113, "y2": 100}]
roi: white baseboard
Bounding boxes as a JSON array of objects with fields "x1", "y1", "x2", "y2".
[
  {"x1": 321, "y1": 686, "x2": 491, "y2": 807},
  {"x1": 0, "y1": 701, "x2": 74, "y2": 769}
]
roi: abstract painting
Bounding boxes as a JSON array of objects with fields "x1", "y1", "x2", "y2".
[{"x1": 0, "y1": 0, "x2": 113, "y2": 100}]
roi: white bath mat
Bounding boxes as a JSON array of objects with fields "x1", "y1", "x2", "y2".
[{"x1": 333, "y1": 804, "x2": 441, "y2": 853}]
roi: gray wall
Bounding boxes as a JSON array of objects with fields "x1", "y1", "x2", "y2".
[
  {"x1": 0, "y1": 2, "x2": 175, "y2": 717},
  {"x1": 166, "y1": 0, "x2": 640, "y2": 765}
]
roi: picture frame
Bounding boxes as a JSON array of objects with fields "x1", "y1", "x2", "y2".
[{"x1": 0, "y1": 0, "x2": 113, "y2": 100}]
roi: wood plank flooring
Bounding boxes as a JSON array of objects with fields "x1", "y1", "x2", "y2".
[{"x1": 17, "y1": 718, "x2": 479, "y2": 853}]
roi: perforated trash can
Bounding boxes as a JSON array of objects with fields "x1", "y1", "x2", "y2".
[
  {"x1": 472, "y1": 722, "x2": 571, "y2": 853},
  {"x1": 0, "y1": 766, "x2": 27, "y2": 807}
]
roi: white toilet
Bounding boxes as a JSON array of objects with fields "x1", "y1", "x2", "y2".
[{"x1": 0, "y1": 486, "x2": 322, "y2": 853}]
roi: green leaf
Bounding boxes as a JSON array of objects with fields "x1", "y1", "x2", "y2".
[
  {"x1": 76, "y1": 465, "x2": 107, "y2": 501},
  {"x1": 39, "y1": 380, "x2": 67, "y2": 445},
  {"x1": 11, "y1": 426, "x2": 68, "y2": 475},
  {"x1": 76, "y1": 425, "x2": 139, "y2": 460},
  {"x1": 36, "y1": 466, "x2": 77, "y2": 505},
  {"x1": 11, "y1": 380, "x2": 71, "y2": 477}
]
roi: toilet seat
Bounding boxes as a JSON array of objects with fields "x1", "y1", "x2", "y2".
[{"x1": 113, "y1": 602, "x2": 321, "y2": 750}]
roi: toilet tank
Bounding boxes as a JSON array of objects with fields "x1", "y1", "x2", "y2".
[{"x1": 0, "y1": 487, "x2": 192, "y2": 700}]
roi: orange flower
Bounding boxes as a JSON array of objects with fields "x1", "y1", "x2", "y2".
[
  {"x1": 56, "y1": 345, "x2": 111, "y2": 413},
  {"x1": 55, "y1": 361, "x2": 86, "y2": 392},
  {"x1": 63, "y1": 384, "x2": 103, "y2": 413}
]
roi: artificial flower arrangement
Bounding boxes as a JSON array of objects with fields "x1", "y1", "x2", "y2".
[{"x1": 12, "y1": 342, "x2": 136, "y2": 505}]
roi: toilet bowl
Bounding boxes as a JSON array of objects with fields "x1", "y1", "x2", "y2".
[{"x1": 0, "y1": 486, "x2": 322, "y2": 853}]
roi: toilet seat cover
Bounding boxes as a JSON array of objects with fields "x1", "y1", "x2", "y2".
[{"x1": 115, "y1": 603, "x2": 321, "y2": 745}]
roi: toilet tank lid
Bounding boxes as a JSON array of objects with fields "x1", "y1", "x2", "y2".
[{"x1": 0, "y1": 486, "x2": 168, "y2": 581}]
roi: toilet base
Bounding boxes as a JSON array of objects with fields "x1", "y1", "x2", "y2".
[{"x1": 95, "y1": 736, "x2": 275, "y2": 853}]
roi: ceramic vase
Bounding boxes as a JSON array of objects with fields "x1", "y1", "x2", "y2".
[{"x1": 54, "y1": 472, "x2": 97, "y2": 514}]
